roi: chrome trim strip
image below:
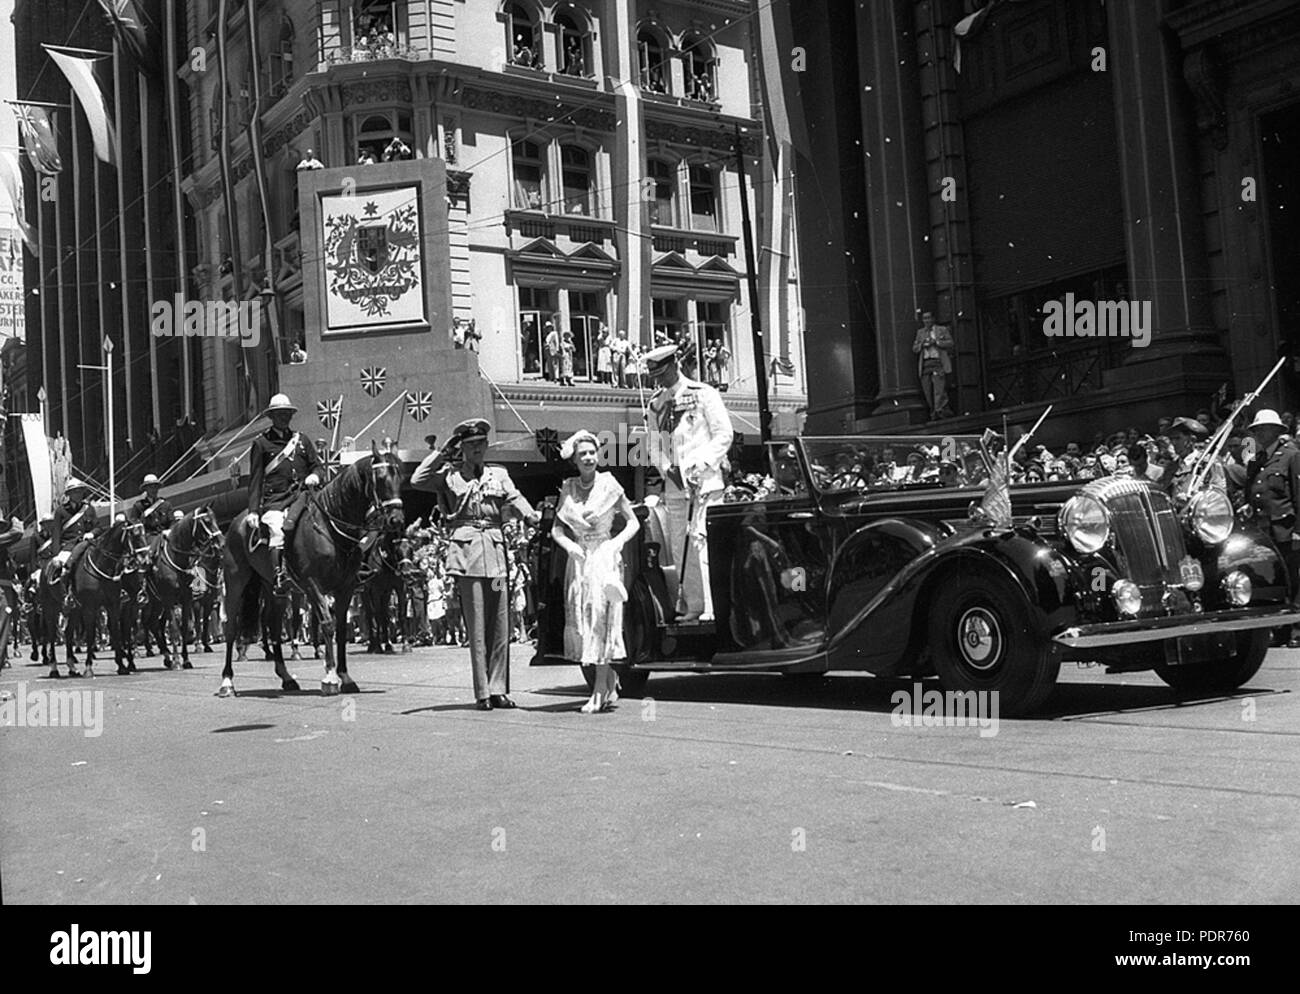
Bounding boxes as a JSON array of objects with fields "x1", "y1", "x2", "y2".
[{"x1": 1053, "y1": 609, "x2": 1300, "y2": 648}]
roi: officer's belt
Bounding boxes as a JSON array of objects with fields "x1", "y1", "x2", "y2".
[{"x1": 449, "y1": 518, "x2": 501, "y2": 531}]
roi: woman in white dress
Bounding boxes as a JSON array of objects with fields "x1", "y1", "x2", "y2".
[{"x1": 550, "y1": 430, "x2": 639, "y2": 712}]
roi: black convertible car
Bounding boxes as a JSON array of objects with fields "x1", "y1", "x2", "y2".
[{"x1": 531, "y1": 435, "x2": 1299, "y2": 715}]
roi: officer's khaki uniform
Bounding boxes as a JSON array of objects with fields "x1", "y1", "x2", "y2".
[{"x1": 412, "y1": 461, "x2": 534, "y2": 701}]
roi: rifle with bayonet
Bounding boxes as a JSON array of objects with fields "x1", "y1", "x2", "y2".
[{"x1": 1187, "y1": 356, "x2": 1287, "y2": 494}]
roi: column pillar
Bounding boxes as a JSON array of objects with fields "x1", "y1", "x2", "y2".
[
  {"x1": 607, "y1": 0, "x2": 649, "y2": 345},
  {"x1": 1107, "y1": 0, "x2": 1223, "y2": 364},
  {"x1": 856, "y1": 0, "x2": 930, "y2": 424}
]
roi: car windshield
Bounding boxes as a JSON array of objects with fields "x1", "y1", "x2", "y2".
[{"x1": 800, "y1": 436, "x2": 990, "y2": 494}]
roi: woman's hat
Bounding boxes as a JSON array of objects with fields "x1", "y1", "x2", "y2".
[{"x1": 560, "y1": 429, "x2": 600, "y2": 461}]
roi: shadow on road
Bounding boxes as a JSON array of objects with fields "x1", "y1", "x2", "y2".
[{"x1": 529, "y1": 671, "x2": 1286, "y2": 720}]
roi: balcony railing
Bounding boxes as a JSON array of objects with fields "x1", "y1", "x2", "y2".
[
  {"x1": 984, "y1": 342, "x2": 1121, "y2": 409},
  {"x1": 319, "y1": 42, "x2": 431, "y2": 69},
  {"x1": 505, "y1": 211, "x2": 617, "y2": 246}
]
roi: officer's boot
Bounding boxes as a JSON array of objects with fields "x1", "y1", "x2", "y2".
[{"x1": 270, "y1": 546, "x2": 288, "y2": 594}]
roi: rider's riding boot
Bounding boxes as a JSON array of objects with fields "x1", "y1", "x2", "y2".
[{"x1": 271, "y1": 547, "x2": 288, "y2": 594}]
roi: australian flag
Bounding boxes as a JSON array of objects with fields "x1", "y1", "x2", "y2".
[
  {"x1": 405, "y1": 391, "x2": 433, "y2": 422},
  {"x1": 361, "y1": 366, "x2": 387, "y2": 397},
  {"x1": 317, "y1": 397, "x2": 341, "y2": 430}
]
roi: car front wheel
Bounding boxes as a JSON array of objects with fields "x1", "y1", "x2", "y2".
[
  {"x1": 1154, "y1": 629, "x2": 1267, "y2": 696},
  {"x1": 930, "y1": 569, "x2": 1060, "y2": 716}
]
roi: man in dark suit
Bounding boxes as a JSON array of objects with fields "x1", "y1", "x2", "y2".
[
  {"x1": 912, "y1": 310, "x2": 954, "y2": 420},
  {"x1": 1246, "y1": 408, "x2": 1300, "y2": 646},
  {"x1": 247, "y1": 393, "x2": 324, "y2": 593}
]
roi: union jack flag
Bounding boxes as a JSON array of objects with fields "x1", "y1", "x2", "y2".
[
  {"x1": 317, "y1": 397, "x2": 341, "y2": 429},
  {"x1": 360, "y1": 366, "x2": 387, "y2": 397},
  {"x1": 405, "y1": 391, "x2": 433, "y2": 422}
]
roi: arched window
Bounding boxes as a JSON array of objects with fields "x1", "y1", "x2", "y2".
[
  {"x1": 561, "y1": 144, "x2": 593, "y2": 216},
  {"x1": 270, "y1": 16, "x2": 295, "y2": 91},
  {"x1": 354, "y1": 110, "x2": 413, "y2": 164},
  {"x1": 689, "y1": 164, "x2": 718, "y2": 232},
  {"x1": 506, "y1": 3, "x2": 542, "y2": 68},
  {"x1": 647, "y1": 158, "x2": 677, "y2": 226},
  {"x1": 556, "y1": 11, "x2": 590, "y2": 77},
  {"x1": 637, "y1": 29, "x2": 667, "y2": 93},
  {"x1": 512, "y1": 138, "x2": 546, "y2": 210},
  {"x1": 682, "y1": 34, "x2": 718, "y2": 102}
]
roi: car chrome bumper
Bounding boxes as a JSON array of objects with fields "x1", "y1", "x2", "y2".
[{"x1": 1053, "y1": 607, "x2": 1300, "y2": 649}]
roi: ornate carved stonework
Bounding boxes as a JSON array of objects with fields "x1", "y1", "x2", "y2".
[
  {"x1": 447, "y1": 170, "x2": 472, "y2": 207},
  {"x1": 1183, "y1": 47, "x2": 1228, "y2": 151},
  {"x1": 263, "y1": 111, "x2": 314, "y2": 159},
  {"x1": 460, "y1": 86, "x2": 616, "y2": 132},
  {"x1": 343, "y1": 80, "x2": 413, "y2": 106},
  {"x1": 645, "y1": 119, "x2": 760, "y2": 156}
]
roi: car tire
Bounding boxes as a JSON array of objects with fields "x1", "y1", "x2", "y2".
[
  {"x1": 930, "y1": 568, "x2": 1060, "y2": 717},
  {"x1": 1154, "y1": 629, "x2": 1268, "y2": 695}
]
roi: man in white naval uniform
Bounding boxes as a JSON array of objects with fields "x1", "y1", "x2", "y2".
[{"x1": 645, "y1": 343, "x2": 733, "y2": 622}]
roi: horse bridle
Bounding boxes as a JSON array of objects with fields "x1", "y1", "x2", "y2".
[
  {"x1": 319, "y1": 455, "x2": 404, "y2": 544},
  {"x1": 85, "y1": 521, "x2": 145, "y2": 583}
]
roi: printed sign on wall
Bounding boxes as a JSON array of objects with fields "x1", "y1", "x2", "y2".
[{"x1": 321, "y1": 185, "x2": 424, "y2": 332}]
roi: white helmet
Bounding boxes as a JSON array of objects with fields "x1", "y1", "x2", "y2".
[
  {"x1": 65, "y1": 477, "x2": 88, "y2": 492},
  {"x1": 143, "y1": 473, "x2": 161, "y2": 486},
  {"x1": 265, "y1": 393, "x2": 297, "y2": 415},
  {"x1": 1248, "y1": 408, "x2": 1285, "y2": 430}
]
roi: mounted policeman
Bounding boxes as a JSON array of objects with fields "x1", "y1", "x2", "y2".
[
  {"x1": 129, "y1": 473, "x2": 174, "y2": 538},
  {"x1": 49, "y1": 477, "x2": 98, "y2": 599},
  {"x1": 246, "y1": 393, "x2": 324, "y2": 592}
]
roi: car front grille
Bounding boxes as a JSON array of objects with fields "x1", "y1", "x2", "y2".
[{"x1": 1078, "y1": 477, "x2": 1187, "y2": 610}]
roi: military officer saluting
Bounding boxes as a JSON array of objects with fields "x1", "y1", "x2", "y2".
[
  {"x1": 411, "y1": 418, "x2": 539, "y2": 710},
  {"x1": 1164, "y1": 415, "x2": 1226, "y2": 510},
  {"x1": 51, "y1": 478, "x2": 98, "y2": 589},
  {"x1": 645, "y1": 342, "x2": 733, "y2": 622},
  {"x1": 129, "y1": 473, "x2": 174, "y2": 538},
  {"x1": 1245, "y1": 408, "x2": 1300, "y2": 647},
  {"x1": 247, "y1": 393, "x2": 324, "y2": 592}
]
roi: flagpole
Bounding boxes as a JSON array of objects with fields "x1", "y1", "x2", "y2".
[
  {"x1": 162, "y1": 0, "x2": 192, "y2": 420},
  {"x1": 43, "y1": 45, "x2": 113, "y2": 57},
  {"x1": 3, "y1": 100, "x2": 71, "y2": 109},
  {"x1": 214, "y1": 0, "x2": 249, "y2": 416},
  {"x1": 112, "y1": 43, "x2": 136, "y2": 450},
  {"x1": 245, "y1": 0, "x2": 281, "y2": 398},
  {"x1": 138, "y1": 69, "x2": 161, "y2": 439},
  {"x1": 70, "y1": 85, "x2": 88, "y2": 466},
  {"x1": 92, "y1": 135, "x2": 110, "y2": 483},
  {"x1": 53, "y1": 105, "x2": 69, "y2": 441}
]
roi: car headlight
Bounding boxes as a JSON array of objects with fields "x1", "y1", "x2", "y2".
[
  {"x1": 1186, "y1": 490, "x2": 1234, "y2": 545},
  {"x1": 1059, "y1": 495, "x2": 1110, "y2": 554},
  {"x1": 1112, "y1": 578, "x2": 1142, "y2": 616},
  {"x1": 1222, "y1": 570, "x2": 1252, "y2": 606}
]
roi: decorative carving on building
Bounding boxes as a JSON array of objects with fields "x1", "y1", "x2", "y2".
[
  {"x1": 1183, "y1": 48, "x2": 1229, "y2": 151},
  {"x1": 645, "y1": 119, "x2": 759, "y2": 155},
  {"x1": 446, "y1": 170, "x2": 472, "y2": 208},
  {"x1": 263, "y1": 111, "x2": 314, "y2": 160},
  {"x1": 343, "y1": 80, "x2": 413, "y2": 106},
  {"x1": 460, "y1": 86, "x2": 616, "y2": 132}
]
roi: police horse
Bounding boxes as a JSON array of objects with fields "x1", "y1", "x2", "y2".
[
  {"x1": 359, "y1": 532, "x2": 415, "y2": 654},
  {"x1": 140, "y1": 508, "x2": 222, "y2": 669},
  {"x1": 217, "y1": 445, "x2": 405, "y2": 696},
  {"x1": 37, "y1": 517, "x2": 150, "y2": 677}
]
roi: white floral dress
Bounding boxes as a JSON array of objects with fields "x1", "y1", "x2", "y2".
[{"x1": 557, "y1": 473, "x2": 627, "y2": 664}]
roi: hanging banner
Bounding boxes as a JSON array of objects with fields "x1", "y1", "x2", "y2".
[
  {"x1": 0, "y1": 226, "x2": 26, "y2": 343},
  {"x1": 320, "y1": 185, "x2": 424, "y2": 332},
  {"x1": 21, "y1": 415, "x2": 52, "y2": 521}
]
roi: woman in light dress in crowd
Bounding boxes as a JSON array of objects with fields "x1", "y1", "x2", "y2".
[{"x1": 550, "y1": 430, "x2": 639, "y2": 712}]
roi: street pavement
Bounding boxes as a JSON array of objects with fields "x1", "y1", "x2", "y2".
[{"x1": 2, "y1": 639, "x2": 1297, "y2": 904}]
